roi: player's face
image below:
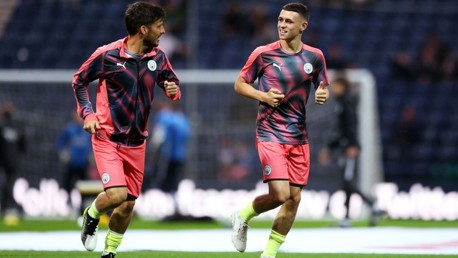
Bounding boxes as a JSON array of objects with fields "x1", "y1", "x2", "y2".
[
  {"x1": 277, "y1": 10, "x2": 307, "y2": 41},
  {"x1": 142, "y1": 18, "x2": 165, "y2": 48}
]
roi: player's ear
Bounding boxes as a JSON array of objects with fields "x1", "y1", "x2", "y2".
[
  {"x1": 301, "y1": 21, "x2": 308, "y2": 32},
  {"x1": 139, "y1": 25, "x2": 148, "y2": 35}
]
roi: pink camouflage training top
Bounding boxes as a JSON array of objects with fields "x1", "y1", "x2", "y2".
[{"x1": 240, "y1": 40, "x2": 329, "y2": 145}]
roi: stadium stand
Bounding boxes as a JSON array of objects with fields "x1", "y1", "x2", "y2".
[{"x1": 0, "y1": 0, "x2": 456, "y2": 192}]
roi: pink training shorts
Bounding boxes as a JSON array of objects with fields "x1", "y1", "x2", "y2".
[
  {"x1": 92, "y1": 130, "x2": 145, "y2": 198},
  {"x1": 256, "y1": 141, "x2": 310, "y2": 186}
]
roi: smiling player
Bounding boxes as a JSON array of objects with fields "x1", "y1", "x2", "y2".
[{"x1": 231, "y1": 2, "x2": 329, "y2": 258}]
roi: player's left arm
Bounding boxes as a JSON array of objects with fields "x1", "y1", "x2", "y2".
[
  {"x1": 164, "y1": 80, "x2": 180, "y2": 100},
  {"x1": 314, "y1": 51, "x2": 330, "y2": 105},
  {"x1": 315, "y1": 81, "x2": 329, "y2": 105},
  {"x1": 158, "y1": 54, "x2": 181, "y2": 101}
]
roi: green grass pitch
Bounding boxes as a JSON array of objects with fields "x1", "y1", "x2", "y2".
[
  {"x1": 0, "y1": 218, "x2": 456, "y2": 257},
  {"x1": 1, "y1": 217, "x2": 457, "y2": 232},
  {"x1": 0, "y1": 251, "x2": 452, "y2": 258}
]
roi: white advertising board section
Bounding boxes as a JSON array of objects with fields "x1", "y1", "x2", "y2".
[{"x1": 12, "y1": 178, "x2": 458, "y2": 220}]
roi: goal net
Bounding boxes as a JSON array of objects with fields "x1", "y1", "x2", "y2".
[{"x1": 0, "y1": 69, "x2": 382, "y2": 197}]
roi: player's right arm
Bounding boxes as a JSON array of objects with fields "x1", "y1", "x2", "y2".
[
  {"x1": 235, "y1": 44, "x2": 285, "y2": 107},
  {"x1": 234, "y1": 76, "x2": 284, "y2": 107},
  {"x1": 72, "y1": 48, "x2": 105, "y2": 134}
]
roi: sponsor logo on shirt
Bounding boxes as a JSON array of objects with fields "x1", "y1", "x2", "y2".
[
  {"x1": 116, "y1": 62, "x2": 126, "y2": 69},
  {"x1": 273, "y1": 63, "x2": 282, "y2": 71}
]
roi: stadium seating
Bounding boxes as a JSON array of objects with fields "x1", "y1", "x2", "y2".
[{"x1": 0, "y1": 0, "x2": 456, "y2": 191}]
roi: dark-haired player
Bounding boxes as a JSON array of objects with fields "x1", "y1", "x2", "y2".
[
  {"x1": 231, "y1": 2, "x2": 329, "y2": 257},
  {"x1": 72, "y1": 2, "x2": 181, "y2": 257}
]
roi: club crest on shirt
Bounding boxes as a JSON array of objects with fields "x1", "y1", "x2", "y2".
[
  {"x1": 303, "y1": 63, "x2": 313, "y2": 74},
  {"x1": 147, "y1": 60, "x2": 157, "y2": 71},
  {"x1": 263, "y1": 165, "x2": 272, "y2": 176},
  {"x1": 101, "y1": 172, "x2": 110, "y2": 184}
]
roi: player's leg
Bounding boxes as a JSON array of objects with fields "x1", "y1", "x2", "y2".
[
  {"x1": 82, "y1": 187, "x2": 128, "y2": 251},
  {"x1": 253, "y1": 180, "x2": 292, "y2": 213},
  {"x1": 101, "y1": 198, "x2": 135, "y2": 257},
  {"x1": 91, "y1": 187, "x2": 129, "y2": 215},
  {"x1": 261, "y1": 184, "x2": 301, "y2": 258},
  {"x1": 89, "y1": 132, "x2": 132, "y2": 214},
  {"x1": 100, "y1": 142, "x2": 145, "y2": 257},
  {"x1": 253, "y1": 141, "x2": 292, "y2": 213},
  {"x1": 260, "y1": 144, "x2": 310, "y2": 257},
  {"x1": 82, "y1": 133, "x2": 127, "y2": 251},
  {"x1": 231, "y1": 142, "x2": 289, "y2": 252},
  {"x1": 232, "y1": 180, "x2": 291, "y2": 253},
  {"x1": 271, "y1": 185, "x2": 301, "y2": 234}
]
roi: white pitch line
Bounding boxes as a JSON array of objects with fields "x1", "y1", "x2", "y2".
[{"x1": 0, "y1": 227, "x2": 457, "y2": 255}]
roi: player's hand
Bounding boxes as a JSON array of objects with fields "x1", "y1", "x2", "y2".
[
  {"x1": 164, "y1": 81, "x2": 178, "y2": 97},
  {"x1": 315, "y1": 81, "x2": 329, "y2": 105},
  {"x1": 264, "y1": 88, "x2": 285, "y2": 107},
  {"x1": 84, "y1": 119, "x2": 100, "y2": 134}
]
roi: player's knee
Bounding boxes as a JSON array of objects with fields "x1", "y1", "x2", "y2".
[
  {"x1": 105, "y1": 188, "x2": 128, "y2": 206},
  {"x1": 118, "y1": 200, "x2": 135, "y2": 215},
  {"x1": 290, "y1": 192, "x2": 301, "y2": 204},
  {"x1": 272, "y1": 191, "x2": 290, "y2": 204}
]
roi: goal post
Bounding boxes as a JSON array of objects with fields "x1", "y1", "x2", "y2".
[
  {"x1": 341, "y1": 69, "x2": 384, "y2": 197},
  {"x1": 0, "y1": 68, "x2": 383, "y2": 197}
]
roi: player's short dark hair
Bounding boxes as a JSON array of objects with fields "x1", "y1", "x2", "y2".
[
  {"x1": 282, "y1": 2, "x2": 309, "y2": 21},
  {"x1": 125, "y1": 1, "x2": 166, "y2": 35}
]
